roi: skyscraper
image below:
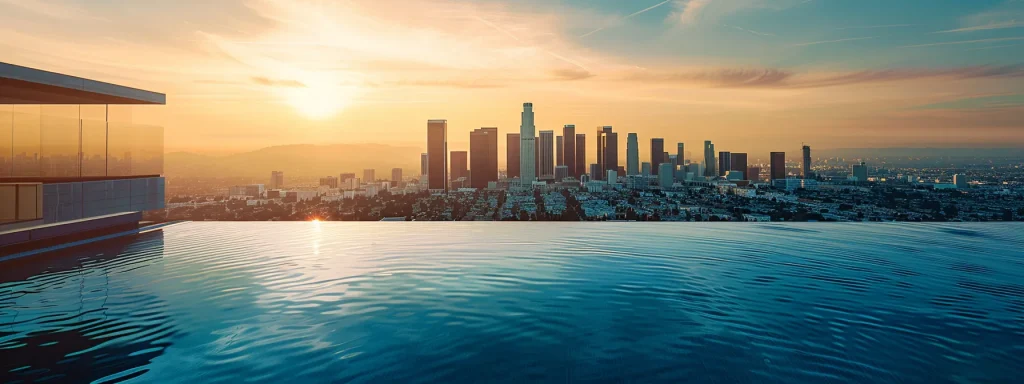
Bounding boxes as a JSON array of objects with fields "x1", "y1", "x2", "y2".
[
  {"x1": 852, "y1": 161, "x2": 868, "y2": 183},
  {"x1": 556, "y1": 135, "x2": 564, "y2": 167},
  {"x1": 770, "y1": 152, "x2": 786, "y2": 180},
  {"x1": 651, "y1": 138, "x2": 664, "y2": 176},
  {"x1": 538, "y1": 130, "x2": 554, "y2": 178},
  {"x1": 470, "y1": 127, "x2": 498, "y2": 189},
  {"x1": 420, "y1": 153, "x2": 428, "y2": 177},
  {"x1": 427, "y1": 119, "x2": 447, "y2": 191},
  {"x1": 589, "y1": 163, "x2": 601, "y2": 180},
  {"x1": 507, "y1": 133, "x2": 520, "y2": 179},
  {"x1": 555, "y1": 165, "x2": 569, "y2": 180},
  {"x1": 519, "y1": 103, "x2": 536, "y2": 184},
  {"x1": 391, "y1": 168, "x2": 403, "y2": 183},
  {"x1": 676, "y1": 143, "x2": 684, "y2": 166},
  {"x1": 363, "y1": 169, "x2": 375, "y2": 183},
  {"x1": 642, "y1": 162, "x2": 652, "y2": 177},
  {"x1": 718, "y1": 151, "x2": 731, "y2": 177},
  {"x1": 575, "y1": 134, "x2": 586, "y2": 180},
  {"x1": 626, "y1": 133, "x2": 639, "y2": 176},
  {"x1": 954, "y1": 174, "x2": 968, "y2": 188},
  {"x1": 703, "y1": 141, "x2": 716, "y2": 177},
  {"x1": 270, "y1": 171, "x2": 284, "y2": 189},
  {"x1": 595, "y1": 126, "x2": 618, "y2": 179},
  {"x1": 746, "y1": 166, "x2": 761, "y2": 182},
  {"x1": 450, "y1": 150, "x2": 468, "y2": 182},
  {"x1": 802, "y1": 145, "x2": 813, "y2": 179},
  {"x1": 731, "y1": 153, "x2": 748, "y2": 180},
  {"x1": 563, "y1": 125, "x2": 576, "y2": 178},
  {"x1": 658, "y1": 163, "x2": 674, "y2": 189}
]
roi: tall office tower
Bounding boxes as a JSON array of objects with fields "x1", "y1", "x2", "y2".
[
  {"x1": 339, "y1": 173, "x2": 355, "y2": 183},
  {"x1": 607, "y1": 169, "x2": 617, "y2": 185},
  {"x1": 718, "y1": 151, "x2": 731, "y2": 177},
  {"x1": 589, "y1": 164, "x2": 602, "y2": 180},
  {"x1": 802, "y1": 145, "x2": 813, "y2": 179},
  {"x1": 507, "y1": 133, "x2": 520, "y2": 179},
  {"x1": 641, "y1": 162, "x2": 652, "y2": 177},
  {"x1": 427, "y1": 119, "x2": 448, "y2": 191},
  {"x1": 852, "y1": 161, "x2": 868, "y2": 183},
  {"x1": 555, "y1": 165, "x2": 569, "y2": 180},
  {"x1": 770, "y1": 152, "x2": 786, "y2": 180},
  {"x1": 703, "y1": 141, "x2": 715, "y2": 177},
  {"x1": 563, "y1": 125, "x2": 576, "y2": 177},
  {"x1": 626, "y1": 133, "x2": 639, "y2": 175},
  {"x1": 535, "y1": 136, "x2": 540, "y2": 177},
  {"x1": 519, "y1": 103, "x2": 537, "y2": 184},
  {"x1": 391, "y1": 168, "x2": 403, "y2": 183},
  {"x1": 663, "y1": 152, "x2": 670, "y2": 164},
  {"x1": 595, "y1": 126, "x2": 619, "y2": 176},
  {"x1": 731, "y1": 153, "x2": 748, "y2": 179},
  {"x1": 538, "y1": 130, "x2": 555, "y2": 178},
  {"x1": 658, "y1": 163, "x2": 674, "y2": 189},
  {"x1": 650, "y1": 138, "x2": 664, "y2": 176},
  {"x1": 575, "y1": 134, "x2": 586, "y2": 179},
  {"x1": 420, "y1": 153, "x2": 428, "y2": 176},
  {"x1": 556, "y1": 136, "x2": 564, "y2": 167},
  {"x1": 746, "y1": 166, "x2": 761, "y2": 182},
  {"x1": 270, "y1": 171, "x2": 284, "y2": 189},
  {"x1": 470, "y1": 127, "x2": 498, "y2": 189},
  {"x1": 954, "y1": 174, "x2": 968, "y2": 188},
  {"x1": 363, "y1": 169, "x2": 375, "y2": 183},
  {"x1": 450, "y1": 151, "x2": 468, "y2": 181},
  {"x1": 676, "y1": 143, "x2": 685, "y2": 166}
]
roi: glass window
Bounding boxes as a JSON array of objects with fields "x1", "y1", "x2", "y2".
[
  {"x1": 40, "y1": 106, "x2": 81, "y2": 177},
  {"x1": 81, "y1": 105, "x2": 107, "y2": 177},
  {"x1": 0, "y1": 106, "x2": 12, "y2": 177},
  {"x1": 107, "y1": 121, "x2": 134, "y2": 177},
  {"x1": 133, "y1": 124, "x2": 163, "y2": 176},
  {"x1": 12, "y1": 106, "x2": 41, "y2": 177}
]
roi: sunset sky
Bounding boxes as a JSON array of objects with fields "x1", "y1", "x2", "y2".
[{"x1": 2, "y1": 0, "x2": 1023, "y2": 161}]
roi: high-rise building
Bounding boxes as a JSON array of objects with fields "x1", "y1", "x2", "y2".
[
  {"x1": 363, "y1": 169, "x2": 375, "y2": 183},
  {"x1": 658, "y1": 163, "x2": 674, "y2": 189},
  {"x1": 676, "y1": 143, "x2": 685, "y2": 166},
  {"x1": 391, "y1": 168, "x2": 403, "y2": 183},
  {"x1": 626, "y1": 133, "x2": 639, "y2": 176},
  {"x1": 507, "y1": 133, "x2": 520, "y2": 179},
  {"x1": 703, "y1": 141, "x2": 716, "y2": 177},
  {"x1": 607, "y1": 170, "x2": 617, "y2": 185},
  {"x1": 270, "y1": 171, "x2": 285, "y2": 189},
  {"x1": 519, "y1": 103, "x2": 536, "y2": 184},
  {"x1": 556, "y1": 135, "x2": 564, "y2": 167},
  {"x1": 641, "y1": 162, "x2": 652, "y2": 177},
  {"x1": 802, "y1": 145, "x2": 813, "y2": 179},
  {"x1": 650, "y1": 138, "x2": 665, "y2": 176},
  {"x1": 450, "y1": 151, "x2": 468, "y2": 182},
  {"x1": 427, "y1": 119, "x2": 447, "y2": 191},
  {"x1": 718, "y1": 151, "x2": 731, "y2": 177},
  {"x1": 770, "y1": 152, "x2": 786, "y2": 180},
  {"x1": 589, "y1": 163, "x2": 601, "y2": 181},
  {"x1": 538, "y1": 130, "x2": 555, "y2": 178},
  {"x1": 575, "y1": 134, "x2": 586, "y2": 180},
  {"x1": 420, "y1": 153, "x2": 428, "y2": 176},
  {"x1": 563, "y1": 125, "x2": 576, "y2": 177},
  {"x1": 746, "y1": 167, "x2": 761, "y2": 182},
  {"x1": 319, "y1": 176, "x2": 338, "y2": 189},
  {"x1": 555, "y1": 165, "x2": 569, "y2": 180},
  {"x1": 601, "y1": 127, "x2": 618, "y2": 176},
  {"x1": 470, "y1": 128, "x2": 498, "y2": 189},
  {"x1": 954, "y1": 174, "x2": 968, "y2": 188},
  {"x1": 731, "y1": 153, "x2": 748, "y2": 180},
  {"x1": 535, "y1": 136, "x2": 540, "y2": 177},
  {"x1": 852, "y1": 161, "x2": 868, "y2": 183}
]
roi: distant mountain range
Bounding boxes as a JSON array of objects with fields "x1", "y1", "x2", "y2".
[
  {"x1": 165, "y1": 144, "x2": 421, "y2": 178},
  {"x1": 818, "y1": 148, "x2": 1024, "y2": 158}
]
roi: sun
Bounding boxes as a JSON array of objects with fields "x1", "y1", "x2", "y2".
[{"x1": 281, "y1": 71, "x2": 359, "y2": 120}]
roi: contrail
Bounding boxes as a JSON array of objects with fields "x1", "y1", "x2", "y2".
[
  {"x1": 474, "y1": 15, "x2": 591, "y2": 72},
  {"x1": 580, "y1": 0, "x2": 672, "y2": 38}
]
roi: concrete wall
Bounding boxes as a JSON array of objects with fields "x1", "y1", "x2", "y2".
[{"x1": 41, "y1": 177, "x2": 164, "y2": 224}]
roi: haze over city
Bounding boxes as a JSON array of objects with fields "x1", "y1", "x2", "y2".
[{"x1": 3, "y1": 0, "x2": 1024, "y2": 163}]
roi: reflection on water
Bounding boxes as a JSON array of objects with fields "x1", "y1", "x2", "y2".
[{"x1": 2, "y1": 222, "x2": 1024, "y2": 383}]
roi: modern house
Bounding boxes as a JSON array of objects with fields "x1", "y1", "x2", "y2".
[{"x1": 1, "y1": 62, "x2": 165, "y2": 254}]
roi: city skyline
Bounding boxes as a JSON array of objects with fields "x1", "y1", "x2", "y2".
[{"x1": 2, "y1": 0, "x2": 1023, "y2": 155}]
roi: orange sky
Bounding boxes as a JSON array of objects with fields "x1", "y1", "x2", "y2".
[{"x1": 2, "y1": 0, "x2": 1022, "y2": 165}]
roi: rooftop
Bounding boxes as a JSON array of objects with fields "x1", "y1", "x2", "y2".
[{"x1": 0, "y1": 62, "x2": 165, "y2": 105}]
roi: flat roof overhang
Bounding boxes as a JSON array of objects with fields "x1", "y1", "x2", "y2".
[{"x1": 0, "y1": 62, "x2": 165, "y2": 105}]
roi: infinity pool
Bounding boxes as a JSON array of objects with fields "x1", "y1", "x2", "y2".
[{"x1": 2, "y1": 222, "x2": 1023, "y2": 383}]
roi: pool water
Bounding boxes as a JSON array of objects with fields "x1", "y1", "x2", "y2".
[{"x1": 2, "y1": 222, "x2": 1023, "y2": 383}]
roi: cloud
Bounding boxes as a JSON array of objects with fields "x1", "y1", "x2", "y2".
[
  {"x1": 724, "y1": 24, "x2": 775, "y2": 37},
  {"x1": 580, "y1": 0, "x2": 673, "y2": 38},
  {"x1": 551, "y1": 68, "x2": 596, "y2": 81},
  {"x1": 251, "y1": 76, "x2": 305, "y2": 87},
  {"x1": 936, "y1": 21, "x2": 1024, "y2": 33},
  {"x1": 619, "y1": 65, "x2": 1024, "y2": 89},
  {"x1": 791, "y1": 36, "x2": 877, "y2": 47},
  {"x1": 834, "y1": 24, "x2": 916, "y2": 30},
  {"x1": 675, "y1": 0, "x2": 712, "y2": 24},
  {"x1": 901, "y1": 36, "x2": 1024, "y2": 48},
  {"x1": 0, "y1": 0, "x2": 98, "y2": 20}
]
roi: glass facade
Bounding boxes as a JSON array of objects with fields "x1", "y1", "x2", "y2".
[{"x1": 0, "y1": 104, "x2": 163, "y2": 179}]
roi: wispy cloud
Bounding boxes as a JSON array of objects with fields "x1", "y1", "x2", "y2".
[
  {"x1": 936, "y1": 21, "x2": 1024, "y2": 33},
  {"x1": 724, "y1": 24, "x2": 775, "y2": 37},
  {"x1": 902, "y1": 36, "x2": 1024, "y2": 48},
  {"x1": 675, "y1": 0, "x2": 711, "y2": 25},
  {"x1": 835, "y1": 24, "x2": 915, "y2": 30},
  {"x1": 791, "y1": 36, "x2": 877, "y2": 47},
  {"x1": 252, "y1": 76, "x2": 305, "y2": 87},
  {"x1": 968, "y1": 43, "x2": 1023, "y2": 51},
  {"x1": 580, "y1": 0, "x2": 673, "y2": 38},
  {"x1": 0, "y1": 0, "x2": 98, "y2": 20}
]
